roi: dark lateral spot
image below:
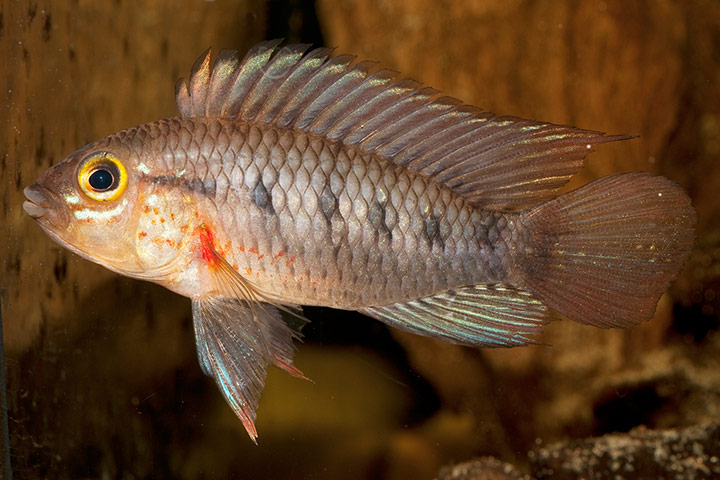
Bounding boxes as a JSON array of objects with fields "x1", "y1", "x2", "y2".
[
  {"x1": 423, "y1": 215, "x2": 444, "y2": 249},
  {"x1": 253, "y1": 181, "x2": 274, "y2": 214},
  {"x1": 368, "y1": 201, "x2": 392, "y2": 239},
  {"x1": 202, "y1": 178, "x2": 216, "y2": 197},
  {"x1": 150, "y1": 175, "x2": 173, "y2": 187},
  {"x1": 42, "y1": 11, "x2": 51, "y2": 42},
  {"x1": 189, "y1": 178, "x2": 207, "y2": 196},
  {"x1": 320, "y1": 186, "x2": 337, "y2": 222},
  {"x1": 0, "y1": 12, "x2": 4, "y2": 40},
  {"x1": 150, "y1": 175, "x2": 215, "y2": 197},
  {"x1": 487, "y1": 225, "x2": 499, "y2": 244},
  {"x1": 68, "y1": 43, "x2": 76, "y2": 61}
]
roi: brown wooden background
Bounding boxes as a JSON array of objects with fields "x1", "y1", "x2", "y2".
[{"x1": 1, "y1": 1, "x2": 718, "y2": 478}]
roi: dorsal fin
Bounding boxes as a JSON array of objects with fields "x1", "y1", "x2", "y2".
[{"x1": 176, "y1": 41, "x2": 631, "y2": 209}]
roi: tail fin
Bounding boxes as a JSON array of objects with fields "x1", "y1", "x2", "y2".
[{"x1": 513, "y1": 172, "x2": 696, "y2": 328}]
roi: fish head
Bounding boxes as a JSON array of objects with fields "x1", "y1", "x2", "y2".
[{"x1": 23, "y1": 136, "x2": 152, "y2": 277}]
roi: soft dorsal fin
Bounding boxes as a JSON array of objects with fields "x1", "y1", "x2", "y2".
[{"x1": 176, "y1": 41, "x2": 630, "y2": 209}]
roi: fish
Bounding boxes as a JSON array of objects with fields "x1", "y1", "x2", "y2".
[{"x1": 23, "y1": 40, "x2": 696, "y2": 441}]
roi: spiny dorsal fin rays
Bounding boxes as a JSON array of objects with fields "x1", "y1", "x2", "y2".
[
  {"x1": 295, "y1": 59, "x2": 378, "y2": 130},
  {"x1": 347, "y1": 87, "x2": 446, "y2": 150},
  {"x1": 207, "y1": 50, "x2": 241, "y2": 116},
  {"x1": 277, "y1": 53, "x2": 359, "y2": 128},
  {"x1": 256, "y1": 45, "x2": 334, "y2": 124},
  {"x1": 189, "y1": 48, "x2": 211, "y2": 116},
  {"x1": 175, "y1": 42, "x2": 631, "y2": 209},
  {"x1": 240, "y1": 43, "x2": 313, "y2": 121},
  {"x1": 222, "y1": 39, "x2": 285, "y2": 119},
  {"x1": 304, "y1": 60, "x2": 383, "y2": 135},
  {"x1": 322, "y1": 74, "x2": 418, "y2": 141}
]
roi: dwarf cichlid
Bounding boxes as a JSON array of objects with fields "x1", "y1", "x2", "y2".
[{"x1": 24, "y1": 41, "x2": 696, "y2": 441}]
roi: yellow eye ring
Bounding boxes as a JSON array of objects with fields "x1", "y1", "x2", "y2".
[{"x1": 77, "y1": 152, "x2": 128, "y2": 202}]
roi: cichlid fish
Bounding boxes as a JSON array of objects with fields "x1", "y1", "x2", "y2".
[{"x1": 24, "y1": 41, "x2": 696, "y2": 441}]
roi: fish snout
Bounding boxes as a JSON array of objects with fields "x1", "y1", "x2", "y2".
[
  {"x1": 23, "y1": 184, "x2": 70, "y2": 229},
  {"x1": 23, "y1": 185, "x2": 50, "y2": 218}
]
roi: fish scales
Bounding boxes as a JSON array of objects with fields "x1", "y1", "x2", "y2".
[
  {"x1": 122, "y1": 116, "x2": 512, "y2": 307},
  {"x1": 24, "y1": 42, "x2": 696, "y2": 441}
]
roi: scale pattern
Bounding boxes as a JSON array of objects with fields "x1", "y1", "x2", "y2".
[
  {"x1": 23, "y1": 41, "x2": 697, "y2": 442},
  {"x1": 121, "y1": 116, "x2": 517, "y2": 308}
]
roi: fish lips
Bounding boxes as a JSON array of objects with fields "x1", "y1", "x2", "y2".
[
  {"x1": 23, "y1": 183, "x2": 132, "y2": 272},
  {"x1": 23, "y1": 184, "x2": 70, "y2": 231}
]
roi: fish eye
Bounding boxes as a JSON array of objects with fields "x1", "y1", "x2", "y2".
[
  {"x1": 77, "y1": 152, "x2": 128, "y2": 202},
  {"x1": 88, "y1": 168, "x2": 114, "y2": 191}
]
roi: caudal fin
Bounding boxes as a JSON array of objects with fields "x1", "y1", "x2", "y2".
[{"x1": 514, "y1": 172, "x2": 696, "y2": 328}]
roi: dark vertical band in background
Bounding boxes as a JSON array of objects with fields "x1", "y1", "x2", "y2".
[
  {"x1": 0, "y1": 293, "x2": 11, "y2": 479},
  {"x1": 266, "y1": 0, "x2": 325, "y2": 45}
]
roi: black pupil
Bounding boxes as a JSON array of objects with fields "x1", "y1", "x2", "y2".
[{"x1": 88, "y1": 168, "x2": 114, "y2": 191}]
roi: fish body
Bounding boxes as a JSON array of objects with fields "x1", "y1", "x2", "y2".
[
  {"x1": 24, "y1": 41, "x2": 696, "y2": 441},
  {"x1": 78, "y1": 117, "x2": 511, "y2": 306}
]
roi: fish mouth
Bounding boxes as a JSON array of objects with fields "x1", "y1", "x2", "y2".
[
  {"x1": 23, "y1": 184, "x2": 70, "y2": 230},
  {"x1": 23, "y1": 185, "x2": 51, "y2": 219}
]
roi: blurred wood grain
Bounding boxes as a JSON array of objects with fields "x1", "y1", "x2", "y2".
[{"x1": 1, "y1": 0, "x2": 719, "y2": 478}]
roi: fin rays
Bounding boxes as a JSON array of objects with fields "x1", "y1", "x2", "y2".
[
  {"x1": 191, "y1": 228, "x2": 307, "y2": 441},
  {"x1": 176, "y1": 42, "x2": 629, "y2": 209},
  {"x1": 193, "y1": 297, "x2": 298, "y2": 442},
  {"x1": 515, "y1": 172, "x2": 696, "y2": 328},
  {"x1": 362, "y1": 284, "x2": 551, "y2": 347}
]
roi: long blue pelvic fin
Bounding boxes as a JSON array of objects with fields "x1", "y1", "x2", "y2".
[{"x1": 192, "y1": 297, "x2": 305, "y2": 442}]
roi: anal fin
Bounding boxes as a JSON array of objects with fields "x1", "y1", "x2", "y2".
[{"x1": 361, "y1": 284, "x2": 552, "y2": 347}]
